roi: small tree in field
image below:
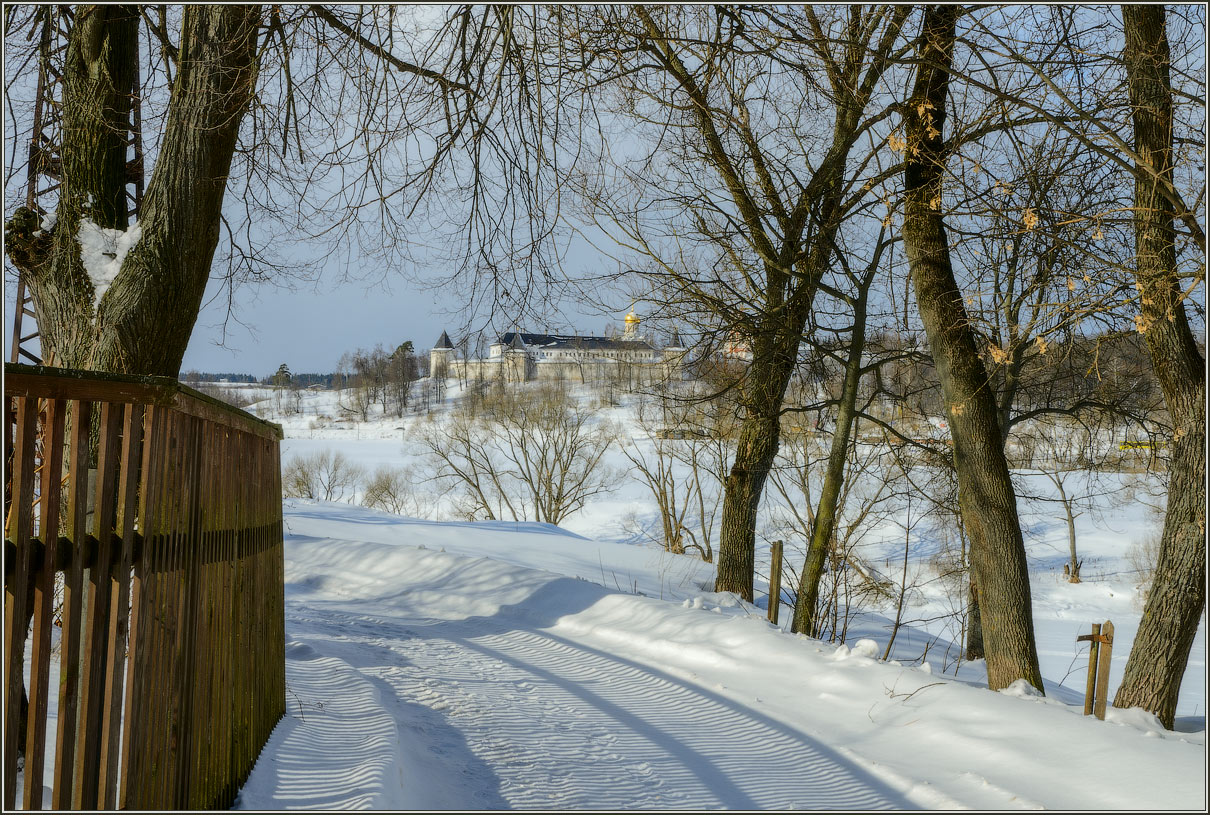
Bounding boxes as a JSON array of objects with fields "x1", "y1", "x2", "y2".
[
  {"x1": 283, "y1": 450, "x2": 365, "y2": 503},
  {"x1": 363, "y1": 465, "x2": 427, "y2": 517},
  {"x1": 414, "y1": 384, "x2": 618, "y2": 524}
]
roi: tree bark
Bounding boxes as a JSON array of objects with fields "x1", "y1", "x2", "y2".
[
  {"x1": 5, "y1": 5, "x2": 262, "y2": 377},
  {"x1": 901, "y1": 5, "x2": 1043, "y2": 692},
  {"x1": 966, "y1": 579, "x2": 985, "y2": 660},
  {"x1": 1112, "y1": 5, "x2": 1206, "y2": 730}
]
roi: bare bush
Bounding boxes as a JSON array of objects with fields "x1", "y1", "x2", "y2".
[
  {"x1": 362, "y1": 465, "x2": 427, "y2": 517},
  {"x1": 768, "y1": 424, "x2": 905, "y2": 643},
  {"x1": 413, "y1": 385, "x2": 618, "y2": 525},
  {"x1": 282, "y1": 450, "x2": 365, "y2": 503},
  {"x1": 622, "y1": 389, "x2": 733, "y2": 562}
]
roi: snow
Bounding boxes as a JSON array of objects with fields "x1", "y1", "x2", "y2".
[
  {"x1": 76, "y1": 217, "x2": 141, "y2": 306},
  {"x1": 230, "y1": 500, "x2": 1204, "y2": 810}
]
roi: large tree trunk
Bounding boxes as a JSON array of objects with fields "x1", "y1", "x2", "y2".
[
  {"x1": 1112, "y1": 5, "x2": 1206, "y2": 730},
  {"x1": 715, "y1": 330, "x2": 799, "y2": 602},
  {"x1": 5, "y1": 5, "x2": 262, "y2": 377},
  {"x1": 901, "y1": 5, "x2": 1043, "y2": 692}
]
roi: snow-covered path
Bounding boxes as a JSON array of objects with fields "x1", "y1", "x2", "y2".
[
  {"x1": 233, "y1": 503, "x2": 1206, "y2": 811},
  {"x1": 270, "y1": 599, "x2": 906, "y2": 810}
]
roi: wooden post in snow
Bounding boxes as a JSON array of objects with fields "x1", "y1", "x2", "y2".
[
  {"x1": 1077, "y1": 621, "x2": 1114, "y2": 720},
  {"x1": 767, "y1": 540, "x2": 783, "y2": 625}
]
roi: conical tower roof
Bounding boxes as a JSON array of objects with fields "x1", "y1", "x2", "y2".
[
  {"x1": 434, "y1": 330, "x2": 454, "y2": 349},
  {"x1": 667, "y1": 328, "x2": 685, "y2": 350},
  {"x1": 508, "y1": 332, "x2": 527, "y2": 351}
]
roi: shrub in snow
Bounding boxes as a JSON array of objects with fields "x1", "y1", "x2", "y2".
[
  {"x1": 362, "y1": 465, "x2": 427, "y2": 517},
  {"x1": 283, "y1": 450, "x2": 364, "y2": 503},
  {"x1": 412, "y1": 384, "x2": 618, "y2": 525}
]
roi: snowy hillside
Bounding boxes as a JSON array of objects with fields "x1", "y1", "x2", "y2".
[{"x1": 222, "y1": 380, "x2": 1208, "y2": 809}]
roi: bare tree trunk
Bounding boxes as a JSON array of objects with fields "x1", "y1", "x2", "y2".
[
  {"x1": 1112, "y1": 4, "x2": 1206, "y2": 729},
  {"x1": 715, "y1": 332, "x2": 798, "y2": 601},
  {"x1": 792, "y1": 289, "x2": 869, "y2": 635},
  {"x1": 901, "y1": 5, "x2": 1043, "y2": 692},
  {"x1": 1051, "y1": 474, "x2": 1082, "y2": 583},
  {"x1": 5, "y1": 5, "x2": 262, "y2": 377}
]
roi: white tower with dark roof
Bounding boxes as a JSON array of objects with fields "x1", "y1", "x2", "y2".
[
  {"x1": 430, "y1": 330, "x2": 454, "y2": 378},
  {"x1": 663, "y1": 328, "x2": 687, "y2": 377}
]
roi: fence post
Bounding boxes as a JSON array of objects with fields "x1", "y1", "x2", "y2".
[
  {"x1": 1093, "y1": 621, "x2": 1114, "y2": 720},
  {"x1": 1080, "y1": 623, "x2": 1100, "y2": 716},
  {"x1": 767, "y1": 540, "x2": 783, "y2": 625},
  {"x1": 1077, "y1": 620, "x2": 1114, "y2": 720}
]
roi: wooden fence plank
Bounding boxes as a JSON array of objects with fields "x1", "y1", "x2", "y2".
[
  {"x1": 4, "y1": 396, "x2": 38, "y2": 809},
  {"x1": 1094, "y1": 621, "x2": 1115, "y2": 721},
  {"x1": 98, "y1": 403, "x2": 144, "y2": 806},
  {"x1": 138, "y1": 409, "x2": 174, "y2": 810},
  {"x1": 271, "y1": 436, "x2": 286, "y2": 725},
  {"x1": 199, "y1": 420, "x2": 217, "y2": 807},
  {"x1": 158, "y1": 411, "x2": 188, "y2": 808},
  {"x1": 52, "y1": 399, "x2": 92, "y2": 809},
  {"x1": 23, "y1": 398, "x2": 66, "y2": 811},
  {"x1": 179, "y1": 418, "x2": 211, "y2": 808},
  {"x1": 147, "y1": 404, "x2": 178, "y2": 810},
  {"x1": 220, "y1": 430, "x2": 238, "y2": 807},
  {"x1": 1083, "y1": 622, "x2": 1101, "y2": 717},
  {"x1": 169, "y1": 414, "x2": 203, "y2": 807},
  {"x1": 767, "y1": 540, "x2": 783, "y2": 626},
  {"x1": 235, "y1": 445, "x2": 250, "y2": 789},
  {"x1": 120, "y1": 404, "x2": 164, "y2": 809},
  {"x1": 74, "y1": 401, "x2": 123, "y2": 809}
]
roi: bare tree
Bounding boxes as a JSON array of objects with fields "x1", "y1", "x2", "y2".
[
  {"x1": 623, "y1": 394, "x2": 724, "y2": 562},
  {"x1": 769, "y1": 422, "x2": 901, "y2": 641},
  {"x1": 899, "y1": 4, "x2": 1044, "y2": 692},
  {"x1": 1112, "y1": 5, "x2": 1205, "y2": 729},
  {"x1": 283, "y1": 450, "x2": 365, "y2": 503},
  {"x1": 1021, "y1": 418, "x2": 1121, "y2": 583},
  {"x1": 5, "y1": 6, "x2": 261, "y2": 374},
  {"x1": 414, "y1": 385, "x2": 618, "y2": 525},
  {"x1": 543, "y1": 5, "x2": 915, "y2": 601}
]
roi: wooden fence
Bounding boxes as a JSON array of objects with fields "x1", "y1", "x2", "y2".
[{"x1": 3, "y1": 363, "x2": 285, "y2": 810}]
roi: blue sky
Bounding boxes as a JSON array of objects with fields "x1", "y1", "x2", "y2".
[{"x1": 176, "y1": 246, "x2": 628, "y2": 377}]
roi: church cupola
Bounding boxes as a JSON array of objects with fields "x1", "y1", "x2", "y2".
[{"x1": 622, "y1": 307, "x2": 641, "y2": 340}]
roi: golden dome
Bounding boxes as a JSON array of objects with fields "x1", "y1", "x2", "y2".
[{"x1": 624, "y1": 309, "x2": 640, "y2": 327}]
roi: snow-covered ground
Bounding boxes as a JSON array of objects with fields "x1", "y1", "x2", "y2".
[{"x1": 224, "y1": 381, "x2": 1206, "y2": 810}]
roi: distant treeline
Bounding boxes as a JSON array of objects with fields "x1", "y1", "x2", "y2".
[
  {"x1": 272, "y1": 372, "x2": 341, "y2": 388},
  {"x1": 180, "y1": 371, "x2": 352, "y2": 387},
  {"x1": 180, "y1": 371, "x2": 258, "y2": 384}
]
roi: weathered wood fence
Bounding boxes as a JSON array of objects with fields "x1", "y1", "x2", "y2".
[{"x1": 3, "y1": 363, "x2": 285, "y2": 810}]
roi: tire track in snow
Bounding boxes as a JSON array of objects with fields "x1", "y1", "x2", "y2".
[{"x1": 258, "y1": 601, "x2": 912, "y2": 811}]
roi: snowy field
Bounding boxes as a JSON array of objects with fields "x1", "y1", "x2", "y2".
[{"x1": 223, "y1": 381, "x2": 1206, "y2": 810}]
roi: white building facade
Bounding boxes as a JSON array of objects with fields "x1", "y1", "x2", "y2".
[{"x1": 432, "y1": 311, "x2": 687, "y2": 384}]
